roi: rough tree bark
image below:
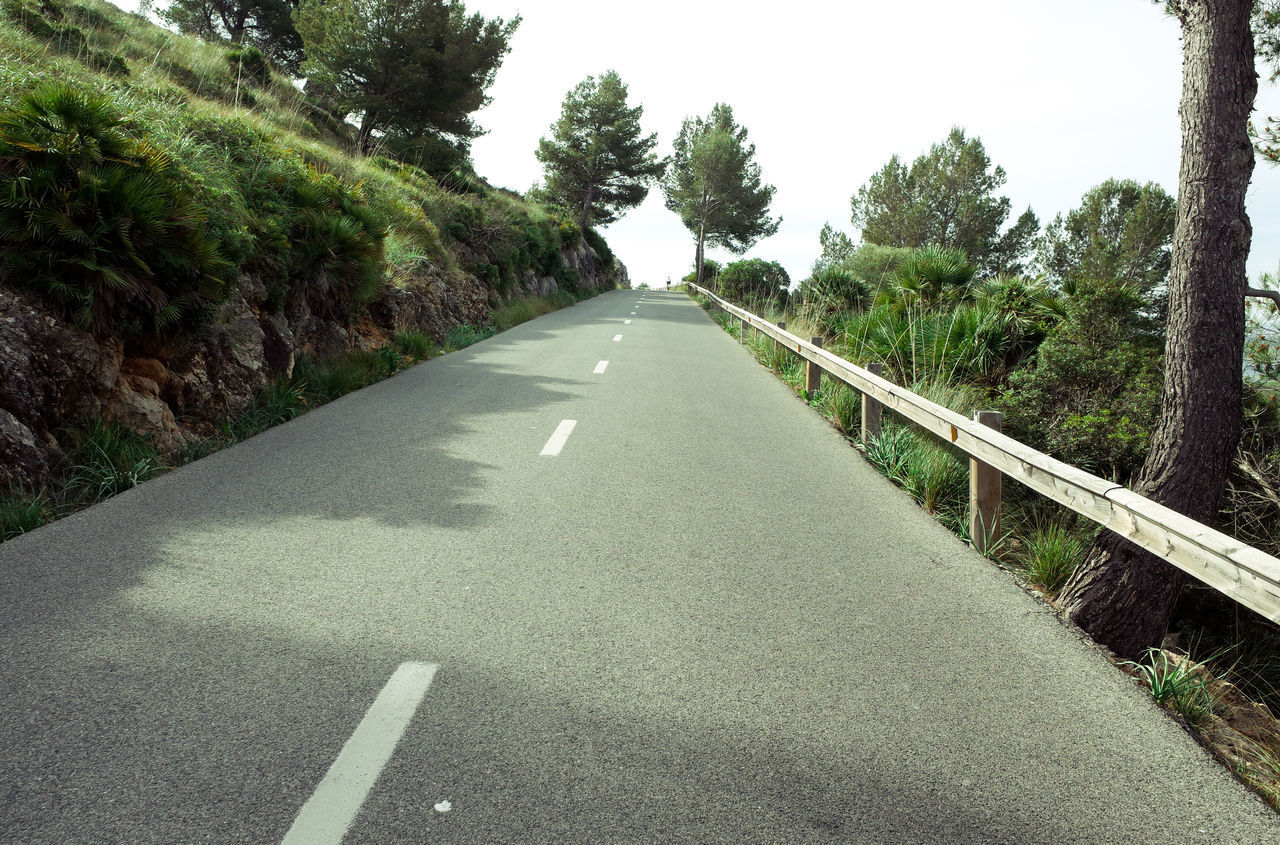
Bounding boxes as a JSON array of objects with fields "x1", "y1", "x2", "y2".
[{"x1": 1057, "y1": 0, "x2": 1257, "y2": 660}]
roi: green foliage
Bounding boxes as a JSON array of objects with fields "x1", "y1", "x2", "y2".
[
  {"x1": 163, "y1": 0, "x2": 304, "y2": 74},
  {"x1": 1018, "y1": 519, "x2": 1087, "y2": 596},
  {"x1": 227, "y1": 44, "x2": 272, "y2": 87},
  {"x1": 582, "y1": 226, "x2": 613, "y2": 268},
  {"x1": 813, "y1": 222, "x2": 857, "y2": 272},
  {"x1": 391, "y1": 329, "x2": 435, "y2": 359},
  {"x1": 1038, "y1": 179, "x2": 1176, "y2": 294},
  {"x1": 819, "y1": 379, "x2": 861, "y2": 436},
  {"x1": 536, "y1": 70, "x2": 664, "y2": 228},
  {"x1": 850, "y1": 127, "x2": 1037, "y2": 276},
  {"x1": 1125, "y1": 649, "x2": 1217, "y2": 727},
  {"x1": 683, "y1": 258, "x2": 720, "y2": 285},
  {"x1": 879, "y1": 245, "x2": 976, "y2": 311},
  {"x1": 444, "y1": 323, "x2": 495, "y2": 350},
  {"x1": 295, "y1": 0, "x2": 518, "y2": 152},
  {"x1": 63, "y1": 419, "x2": 166, "y2": 502},
  {"x1": 0, "y1": 83, "x2": 231, "y2": 333},
  {"x1": 222, "y1": 377, "x2": 307, "y2": 440},
  {"x1": 864, "y1": 421, "x2": 968, "y2": 518},
  {"x1": 0, "y1": 491, "x2": 50, "y2": 541},
  {"x1": 717, "y1": 258, "x2": 790, "y2": 310},
  {"x1": 3, "y1": 0, "x2": 131, "y2": 75},
  {"x1": 1001, "y1": 278, "x2": 1163, "y2": 481},
  {"x1": 663, "y1": 102, "x2": 780, "y2": 283},
  {"x1": 283, "y1": 167, "x2": 387, "y2": 318}
]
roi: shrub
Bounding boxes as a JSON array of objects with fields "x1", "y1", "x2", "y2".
[
  {"x1": 583, "y1": 226, "x2": 614, "y2": 268},
  {"x1": 718, "y1": 258, "x2": 791, "y2": 311},
  {"x1": 284, "y1": 168, "x2": 387, "y2": 319},
  {"x1": 1000, "y1": 278, "x2": 1163, "y2": 481},
  {"x1": 879, "y1": 245, "x2": 976, "y2": 311},
  {"x1": 557, "y1": 219, "x2": 582, "y2": 248},
  {"x1": 227, "y1": 45, "x2": 270, "y2": 87},
  {"x1": 0, "y1": 83, "x2": 231, "y2": 333}
]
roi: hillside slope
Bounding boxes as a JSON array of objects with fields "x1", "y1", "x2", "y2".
[{"x1": 0, "y1": 0, "x2": 626, "y2": 493}]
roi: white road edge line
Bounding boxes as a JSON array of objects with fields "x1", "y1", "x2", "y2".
[
  {"x1": 540, "y1": 419, "x2": 578, "y2": 456},
  {"x1": 281, "y1": 662, "x2": 439, "y2": 845},
  {"x1": 612, "y1": 334, "x2": 623, "y2": 341},
  {"x1": 593, "y1": 361, "x2": 608, "y2": 374}
]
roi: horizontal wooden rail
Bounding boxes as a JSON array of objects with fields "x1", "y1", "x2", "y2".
[{"x1": 689, "y1": 282, "x2": 1280, "y2": 623}]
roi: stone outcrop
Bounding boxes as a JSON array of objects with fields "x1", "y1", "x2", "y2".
[{"x1": 0, "y1": 241, "x2": 623, "y2": 492}]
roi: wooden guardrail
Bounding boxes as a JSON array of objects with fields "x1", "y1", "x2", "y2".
[{"x1": 688, "y1": 282, "x2": 1280, "y2": 624}]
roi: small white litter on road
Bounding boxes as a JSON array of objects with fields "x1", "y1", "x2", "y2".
[
  {"x1": 612, "y1": 334, "x2": 623, "y2": 342},
  {"x1": 434, "y1": 800, "x2": 453, "y2": 813},
  {"x1": 624, "y1": 320, "x2": 631, "y2": 325}
]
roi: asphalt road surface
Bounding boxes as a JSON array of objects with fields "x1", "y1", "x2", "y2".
[{"x1": 2, "y1": 289, "x2": 1278, "y2": 844}]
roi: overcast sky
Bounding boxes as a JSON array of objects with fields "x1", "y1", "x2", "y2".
[{"x1": 462, "y1": 0, "x2": 1280, "y2": 288}]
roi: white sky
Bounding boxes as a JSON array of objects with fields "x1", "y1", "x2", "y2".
[
  {"x1": 109, "y1": 0, "x2": 1280, "y2": 288},
  {"x1": 463, "y1": 0, "x2": 1280, "y2": 288}
]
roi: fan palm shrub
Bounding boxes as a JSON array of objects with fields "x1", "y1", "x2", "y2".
[{"x1": 0, "y1": 83, "x2": 231, "y2": 333}]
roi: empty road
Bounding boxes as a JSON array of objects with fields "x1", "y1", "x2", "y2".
[{"x1": 1, "y1": 289, "x2": 1276, "y2": 843}]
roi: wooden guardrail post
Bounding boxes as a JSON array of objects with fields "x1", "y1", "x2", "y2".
[
  {"x1": 740, "y1": 315, "x2": 750, "y2": 340},
  {"x1": 969, "y1": 410, "x2": 1002, "y2": 553},
  {"x1": 806, "y1": 337, "x2": 823, "y2": 396},
  {"x1": 861, "y1": 362, "x2": 883, "y2": 444}
]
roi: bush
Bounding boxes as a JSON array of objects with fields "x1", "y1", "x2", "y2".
[
  {"x1": 1000, "y1": 278, "x2": 1163, "y2": 481},
  {"x1": 718, "y1": 258, "x2": 791, "y2": 311},
  {"x1": 227, "y1": 46, "x2": 271, "y2": 88},
  {"x1": 0, "y1": 83, "x2": 231, "y2": 333},
  {"x1": 583, "y1": 226, "x2": 614, "y2": 268}
]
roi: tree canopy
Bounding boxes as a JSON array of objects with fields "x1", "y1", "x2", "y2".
[
  {"x1": 1038, "y1": 179, "x2": 1176, "y2": 293},
  {"x1": 850, "y1": 127, "x2": 1038, "y2": 276},
  {"x1": 534, "y1": 71, "x2": 664, "y2": 230},
  {"x1": 294, "y1": 0, "x2": 517, "y2": 153},
  {"x1": 662, "y1": 103, "x2": 780, "y2": 287},
  {"x1": 163, "y1": 0, "x2": 305, "y2": 74}
]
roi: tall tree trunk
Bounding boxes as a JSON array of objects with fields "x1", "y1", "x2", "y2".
[
  {"x1": 1058, "y1": 0, "x2": 1256, "y2": 660},
  {"x1": 356, "y1": 110, "x2": 379, "y2": 155},
  {"x1": 694, "y1": 216, "x2": 706, "y2": 289},
  {"x1": 578, "y1": 182, "x2": 595, "y2": 231}
]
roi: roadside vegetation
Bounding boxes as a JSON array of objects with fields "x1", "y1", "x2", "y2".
[
  {"x1": 693, "y1": 109, "x2": 1280, "y2": 806},
  {"x1": 0, "y1": 0, "x2": 630, "y2": 542}
]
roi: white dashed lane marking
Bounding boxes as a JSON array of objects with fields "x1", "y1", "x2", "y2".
[
  {"x1": 593, "y1": 361, "x2": 608, "y2": 374},
  {"x1": 282, "y1": 662, "x2": 439, "y2": 845},
  {"x1": 540, "y1": 420, "x2": 578, "y2": 456},
  {"x1": 612, "y1": 334, "x2": 623, "y2": 342}
]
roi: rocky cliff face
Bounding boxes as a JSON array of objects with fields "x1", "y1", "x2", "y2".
[{"x1": 0, "y1": 242, "x2": 622, "y2": 493}]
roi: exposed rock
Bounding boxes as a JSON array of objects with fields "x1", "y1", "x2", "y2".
[
  {"x1": 106, "y1": 375, "x2": 186, "y2": 455},
  {"x1": 260, "y1": 313, "x2": 296, "y2": 380},
  {"x1": 0, "y1": 409, "x2": 50, "y2": 492},
  {"x1": 0, "y1": 237, "x2": 624, "y2": 493}
]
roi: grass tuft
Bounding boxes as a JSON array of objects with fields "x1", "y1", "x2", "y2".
[
  {"x1": 63, "y1": 419, "x2": 165, "y2": 503},
  {"x1": 1126, "y1": 648, "x2": 1218, "y2": 728},
  {"x1": 0, "y1": 491, "x2": 51, "y2": 541}
]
